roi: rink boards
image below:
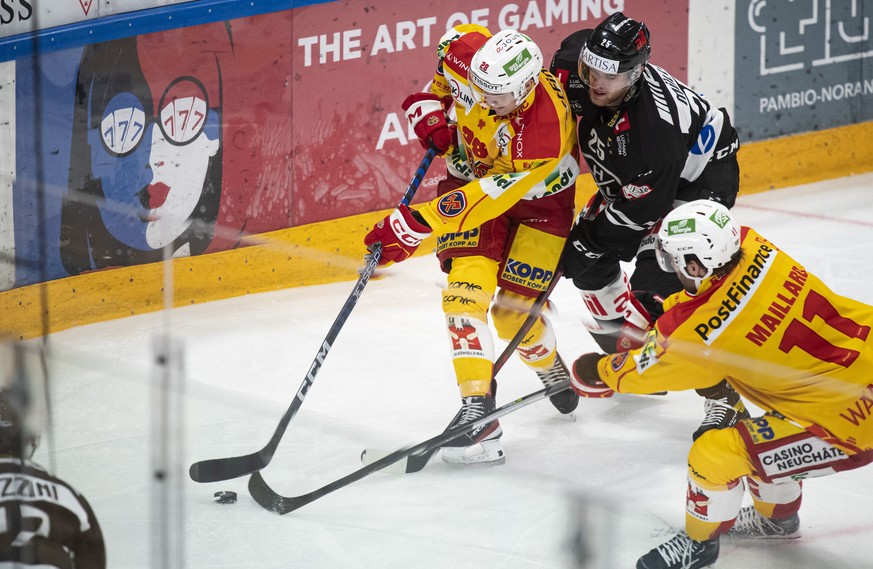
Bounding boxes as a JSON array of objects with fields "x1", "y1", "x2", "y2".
[{"x1": 1, "y1": 0, "x2": 872, "y2": 338}]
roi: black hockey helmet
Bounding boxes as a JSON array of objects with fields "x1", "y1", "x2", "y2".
[
  {"x1": 582, "y1": 12, "x2": 651, "y2": 74},
  {"x1": 0, "y1": 389, "x2": 38, "y2": 459}
]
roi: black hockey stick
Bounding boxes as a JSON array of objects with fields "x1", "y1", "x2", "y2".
[
  {"x1": 248, "y1": 379, "x2": 571, "y2": 514},
  {"x1": 189, "y1": 146, "x2": 438, "y2": 483},
  {"x1": 359, "y1": 268, "x2": 563, "y2": 474}
]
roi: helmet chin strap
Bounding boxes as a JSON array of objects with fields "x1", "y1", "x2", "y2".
[
  {"x1": 686, "y1": 274, "x2": 706, "y2": 295},
  {"x1": 620, "y1": 68, "x2": 646, "y2": 104},
  {"x1": 676, "y1": 257, "x2": 713, "y2": 295}
]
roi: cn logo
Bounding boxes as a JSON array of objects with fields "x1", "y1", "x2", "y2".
[{"x1": 79, "y1": 0, "x2": 93, "y2": 16}]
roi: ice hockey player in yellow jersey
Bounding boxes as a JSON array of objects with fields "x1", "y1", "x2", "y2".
[
  {"x1": 364, "y1": 27, "x2": 580, "y2": 464},
  {"x1": 569, "y1": 200, "x2": 873, "y2": 569}
]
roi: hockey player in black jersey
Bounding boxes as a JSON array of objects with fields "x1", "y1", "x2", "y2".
[
  {"x1": 550, "y1": 12, "x2": 749, "y2": 443},
  {"x1": 0, "y1": 388, "x2": 106, "y2": 568}
]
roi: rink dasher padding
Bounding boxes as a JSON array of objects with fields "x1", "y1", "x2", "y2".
[
  {"x1": 738, "y1": 121, "x2": 873, "y2": 194},
  {"x1": 3, "y1": 208, "x2": 394, "y2": 340},
  {"x1": 5, "y1": 118, "x2": 873, "y2": 341}
]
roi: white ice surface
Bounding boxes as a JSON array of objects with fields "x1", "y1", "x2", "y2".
[{"x1": 34, "y1": 173, "x2": 873, "y2": 568}]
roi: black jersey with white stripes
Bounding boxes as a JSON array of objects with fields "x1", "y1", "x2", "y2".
[
  {"x1": 551, "y1": 30, "x2": 739, "y2": 260},
  {"x1": 0, "y1": 458, "x2": 105, "y2": 568}
]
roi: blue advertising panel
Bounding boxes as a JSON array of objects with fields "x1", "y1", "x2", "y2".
[{"x1": 735, "y1": 0, "x2": 873, "y2": 141}]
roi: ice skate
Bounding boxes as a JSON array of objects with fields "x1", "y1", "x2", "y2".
[
  {"x1": 727, "y1": 506, "x2": 800, "y2": 539},
  {"x1": 636, "y1": 532, "x2": 719, "y2": 569},
  {"x1": 693, "y1": 387, "x2": 750, "y2": 441},
  {"x1": 535, "y1": 354, "x2": 579, "y2": 415},
  {"x1": 441, "y1": 395, "x2": 505, "y2": 465}
]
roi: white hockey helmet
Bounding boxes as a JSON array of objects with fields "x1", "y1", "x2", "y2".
[
  {"x1": 468, "y1": 29, "x2": 543, "y2": 114},
  {"x1": 656, "y1": 200, "x2": 741, "y2": 293}
]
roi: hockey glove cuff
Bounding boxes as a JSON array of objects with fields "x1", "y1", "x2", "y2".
[
  {"x1": 616, "y1": 291, "x2": 664, "y2": 351},
  {"x1": 570, "y1": 352, "x2": 615, "y2": 398},
  {"x1": 364, "y1": 204, "x2": 432, "y2": 266}
]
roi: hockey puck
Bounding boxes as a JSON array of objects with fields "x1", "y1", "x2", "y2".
[{"x1": 214, "y1": 491, "x2": 237, "y2": 504}]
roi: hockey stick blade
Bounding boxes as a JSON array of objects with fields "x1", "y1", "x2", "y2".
[
  {"x1": 189, "y1": 451, "x2": 269, "y2": 484},
  {"x1": 190, "y1": 147, "x2": 437, "y2": 484},
  {"x1": 359, "y1": 407, "x2": 462, "y2": 473},
  {"x1": 359, "y1": 445, "x2": 440, "y2": 474},
  {"x1": 248, "y1": 380, "x2": 571, "y2": 515}
]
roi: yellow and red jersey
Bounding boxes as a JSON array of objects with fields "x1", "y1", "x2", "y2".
[
  {"x1": 598, "y1": 227, "x2": 873, "y2": 455},
  {"x1": 415, "y1": 30, "x2": 579, "y2": 235}
]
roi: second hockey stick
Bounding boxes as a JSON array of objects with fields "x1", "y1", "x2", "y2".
[
  {"x1": 247, "y1": 269, "x2": 566, "y2": 512},
  {"x1": 359, "y1": 268, "x2": 563, "y2": 474},
  {"x1": 189, "y1": 146, "x2": 437, "y2": 483},
  {"x1": 248, "y1": 378, "x2": 571, "y2": 514}
]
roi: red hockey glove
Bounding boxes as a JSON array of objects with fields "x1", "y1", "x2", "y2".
[
  {"x1": 364, "y1": 205, "x2": 432, "y2": 266},
  {"x1": 402, "y1": 93, "x2": 455, "y2": 154},
  {"x1": 616, "y1": 291, "x2": 664, "y2": 351},
  {"x1": 570, "y1": 353, "x2": 615, "y2": 398}
]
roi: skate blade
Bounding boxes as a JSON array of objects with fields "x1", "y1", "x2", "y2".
[
  {"x1": 441, "y1": 454, "x2": 506, "y2": 466},
  {"x1": 727, "y1": 531, "x2": 802, "y2": 540},
  {"x1": 440, "y1": 442, "x2": 505, "y2": 466}
]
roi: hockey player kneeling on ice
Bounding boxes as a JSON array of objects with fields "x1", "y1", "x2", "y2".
[
  {"x1": 569, "y1": 201, "x2": 873, "y2": 569},
  {"x1": 364, "y1": 27, "x2": 580, "y2": 464},
  {"x1": 0, "y1": 388, "x2": 106, "y2": 567},
  {"x1": 550, "y1": 12, "x2": 750, "y2": 442}
]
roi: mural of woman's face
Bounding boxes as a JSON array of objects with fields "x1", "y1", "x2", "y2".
[
  {"x1": 87, "y1": 77, "x2": 220, "y2": 255},
  {"x1": 145, "y1": 78, "x2": 220, "y2": 252}
]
